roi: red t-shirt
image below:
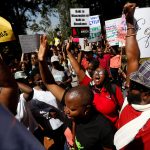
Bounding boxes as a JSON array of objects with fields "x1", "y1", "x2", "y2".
[
  {"x1": 81, "y1": 58, "x2": 89, "y2": 70},
  {"x1": 80, "y1": 75, "x2": 124, "y2": 125},
  {"x1": 80, "y1": 75, "x2": 92, "y2": 86},
  {"x1": 117, "y1": 105, "x2": 150, "y2": 150}
]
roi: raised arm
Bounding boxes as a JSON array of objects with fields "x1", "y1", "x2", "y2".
[
  {"x1": 0, "y1": 56, "x2": 19, "y2": 115},
  {"x1": 17, "y1": 82, "x2": 33, "y2": 102},
  {"x1": 124, "y1": 3, "x2": 140, "y2": 86},
  {"x1": 38, "y1": 35, "x2": 65, "y2": 102},
  {"x1": 66, "y1": 41, "x2": 85, "y2": 82}
]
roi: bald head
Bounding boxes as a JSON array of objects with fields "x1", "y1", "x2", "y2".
[{"x1": 65, "y1": 85, "x2": 94, "y2": 105}]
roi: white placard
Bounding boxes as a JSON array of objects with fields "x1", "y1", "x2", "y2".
[
  {"x1": 19, "y1": 34, "x2": 40, "y2": 53},
  {"x1": 134, "y1": 7, "x2": 150, "y2": 58},
  {"x1": 79, "y1": 38, "x2": 84, "y2": 50},
  {"x1": 88, "y1": 15, "x2": 101, "y2": 43},
  {"x1": 105, "y1": 18, "x2": 121, "y2": 46},
  {"x1": 70, "y1": 8, "x2": 89, "y2": 27}
]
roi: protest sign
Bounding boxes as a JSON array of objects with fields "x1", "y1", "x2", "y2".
[
  {"x1": 70, "y1": 8, "x2": 89, "y2": 27},
  {"x1": 88, "y1": 15, "x2": 101, "y2": 43},
  {"x1": 19, "y1": 34, "x2": 40, "y2": 53},
  {"x1": 105, "y1": 18, "x2": 121, "y2": 46},
  {"x1": 134, "y1": 7, "x2": 150, "y2": 58},
  {"x1": 72, "y1": 27, "x2": 89, "y2": 37},
  {"x1": 117, "y1": 14, "x2": 127, "y2": 47},
  {"x1": 0, "y1": 17, "x2": 15, "y2": 43},
  {"x1": 79, "y1": 38, "x2": 84, "y2": 50},
  {"x1": 72, "y1": 38, "x2": 79, "y2": 43}
]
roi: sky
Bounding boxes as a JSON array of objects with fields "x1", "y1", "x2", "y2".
[{"x1": 26, "y1": 11, "x2": 60, "y2": 34}]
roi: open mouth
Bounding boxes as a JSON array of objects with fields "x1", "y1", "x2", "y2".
[
  {"x1": 95, "y1": 77, "x2": 100, "y2": 81},
  {"x1": 66, "y1": 115, "x2": 73, "y2": 119}
]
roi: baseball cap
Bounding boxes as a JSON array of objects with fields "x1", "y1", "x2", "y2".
[
  {"x1": 130, "y1": 60, "x2": 150, "y2": 89},
  {"x1": 82, "y1": 46, "x2": 92, "y2": 52}
]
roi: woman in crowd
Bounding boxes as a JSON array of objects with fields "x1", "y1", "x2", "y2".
[{"x1": 66, "y1": 40, "x2": 124, "y2": 126}]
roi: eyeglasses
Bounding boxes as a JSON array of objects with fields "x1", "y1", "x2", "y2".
[{"x1": 93, "y1": 70, "x2": 104, "y2": 76}]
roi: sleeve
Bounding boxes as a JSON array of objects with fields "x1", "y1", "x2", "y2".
[
  {"x1": 116, "y1": 86, "x2": 124, "y2": 108},
  {"x1": 79, "y1": 75, "x2": 92, "y2": 86}
]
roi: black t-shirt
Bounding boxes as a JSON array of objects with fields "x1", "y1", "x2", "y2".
[{"x1": 75, "y1": 112, "x2": 116, "y2": 150}]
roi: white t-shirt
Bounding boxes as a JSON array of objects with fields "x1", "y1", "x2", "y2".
[
  {"x1": 32, "y1": 89, "x2": 63, "y2": 130},
  {"x1": 16, "y1": 94, "x2": 38, "y2": 133},
  {"x1": 51, "y1": 68, "x2": 65, "y2": 82}
]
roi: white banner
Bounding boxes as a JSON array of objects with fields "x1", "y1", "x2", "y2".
[
  {"x1": 88, "y1": 15, "x2": 101, "y2": 43},
  {"x1": 70, "y1": 8, "x2": 89, "y2": 27},
  {"x1": 134, "y1": 7, "x2": 150, "y2": 58}
]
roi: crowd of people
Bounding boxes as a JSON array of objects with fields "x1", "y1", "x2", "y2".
[{"x1": 0, "y1": 2, "x2": 150, "y2": 150}]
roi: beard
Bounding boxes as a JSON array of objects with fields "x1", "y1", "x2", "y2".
[{"x1": 127, "y1": 91, "x2": 142, "y2": 104}]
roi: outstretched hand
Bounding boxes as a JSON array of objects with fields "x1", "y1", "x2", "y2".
[
  {"x1": 38, "y1": 35, "x2": 48, "y2": 61},
  {"x1": 66, "y1": 42, "x2": 71, "y2": 52},
  {"x1": 66, "y1": 36, "x2": 73, "y2": 52},
  {"x1": 123, "y1": 3, "x2": 136, "y2": 24}
]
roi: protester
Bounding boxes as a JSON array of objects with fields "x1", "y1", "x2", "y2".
[
  {"x1": 114, "y1": 3, "x2": 150, "y2": 150},
  {"x1": 29, "y1": 68, "x2": 66, "y2": 149},
  {"x1": 0, "y1": 55, "x2": 19, "y2": 115},
  {"x1": 51, "y1": 55, "x2": 72, "y2": 89},
  {"x1": 81, "y1": 45, "x2": 94, "y2": 70},
  {"x1": 0, "y1": 104, "x2": 45, "y2": 150},
  {"x1": 0, "y1": 55, "x2": 45, "y2": 150},
  {"x1": 15, "y1": 79, "x2": 38, "y2": 133},
  {"x1": 38, "y1": 35, "x2": 116, "y2": 150},
  {"x1": 65, "y1": 39, "x2": 124, "y2": 126}
]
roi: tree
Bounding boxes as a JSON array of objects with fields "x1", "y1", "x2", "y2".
[
  {"x1": 0, "y1": 0, "x2": 59, "y2": 35},
  {"x1": 0, "y1": 0, "x2": 59, "y2": 60}
]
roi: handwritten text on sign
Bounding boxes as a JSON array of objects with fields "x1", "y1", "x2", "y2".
[
  {"x1": 19, "y1": 34, "x2": 40, "y2": 53},
  {"x1": 134, "y1": 7, "x2": 150, "y2": 58},
  {"x1": 88, "y1": 15, "x2": 101, "y2": 43},
  {"x1": 105, "y1": 18, "x2": 121, "y2": 46}
]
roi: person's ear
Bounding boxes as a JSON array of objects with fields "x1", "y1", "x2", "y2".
[
  {"x1": 85, "y1": 105, "x2": 91, "y2": 115},
  {"x1": 142, "y1": 92, "x2": 150, "y2": 103}
]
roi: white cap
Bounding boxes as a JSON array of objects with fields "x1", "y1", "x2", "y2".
[
  {"x1": 82, "y1": 46, "x2": 92, "y2": 52},
  {"x1": 14, "y1": 71, "x2": 27, "y2": 79},
  {"x1": 51, "y1": 55, "x2": 59, "y2": 63}
]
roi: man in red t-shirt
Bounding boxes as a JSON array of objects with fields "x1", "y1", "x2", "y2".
[{"x1": 114, "y1": 3, "x2": 150, "y2": 150}]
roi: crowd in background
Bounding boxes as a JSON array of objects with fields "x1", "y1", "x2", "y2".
[{"x1": 0, "y1": 2, "x2": 150, "y2": 150}]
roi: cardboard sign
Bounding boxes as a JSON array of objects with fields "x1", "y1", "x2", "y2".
[
  {"x1": 134, "y1": 7, "x2": 150, "y2": 58},
  {"x1": 105, "y1": 18, "x2": 121, "y2": 46},
  {"x1": 0, "y1": 17, "x2": 15, "y2": 43},
  {"x1": 70, "y1": 8, "x2": 90, "y2": 27},
  {"x1": 88, "y1": 15, "x2": 101, "y2": 43},
  {"x1": 19, "y1": 34, "x2": 40, "y2": 53}
]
